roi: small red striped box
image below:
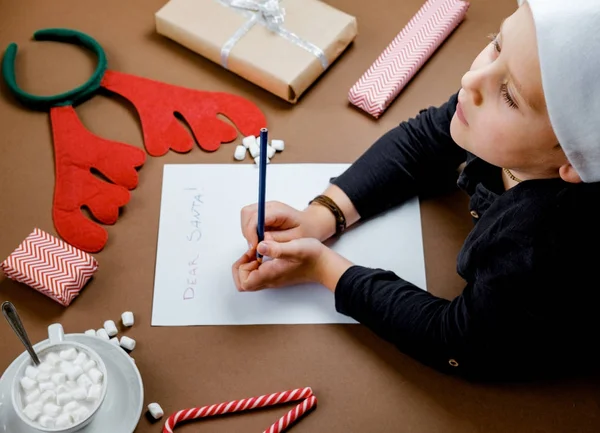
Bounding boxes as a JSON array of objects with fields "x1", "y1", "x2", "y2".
[
  {"x1": 348, "y1": 0, "x2": 470, "y2": 118},
  {"x1": 1, "y1": 228, "x2": 98, "y2": 306}
]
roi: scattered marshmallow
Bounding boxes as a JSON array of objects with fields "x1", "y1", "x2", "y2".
[
  {"x1": 39, "y1": 382, "x2": 56, "y2": 392},
  {"x1": 271, "y1": 139, "x2": 285, "y2": 151},
  {"x1": 84, "y1": 329, "x2": 96, "y2": 336},
  {"x1": 25, "y1": 366, "x2": 39, "y2": 381},
  {"x1": 103, "y1": 320, "x2": 118, "y2": 337},
  {"x1": 96, "y1": 328, "x2": 109, "y2": 340},
  {"x1": 51, "y1": 372, "x2": 66, "y2": 386},
  {"x1": 42, "y1": 402, "x2": 61, "y2": 417},
  {"x1": 266, "y1": 144, "x2": 276, "y2": 159},
  {"x1": 254, "y1": 156, "x2": 270, "y2": 165},
  {"x1": 109, "y1": 337, "x2": 120, "y2": 347},
  {"x1": 234, "y1": 145, "x2": 247, "y2": 161},
  {"x1": 23, "y1": 403, "x2": 42, "y2": 421},
  {"x1": 148, "y1": 402, "x2": 164, "y2": 419},
  {"x1": 88, "y1": 368, "x2": 103, "y2": 385},
  {"x1": 55, "y1": 413, "x2": 74, "y2": 428},
  {"x1": 71, "y1": 387, "x2": 88, "y2": 401},
  {"x1": 36, "y1": 372, "x2": 51, "y2": 383},
  {"x1": 60, "y1": 348, "x2": 77, "y2": 361},
  {"x1": 249, "y1": 141, "x2": 260, "y2": 158},
  {"x1": 20, "y1": 377, "x2": 37, "y2": 391},
  {"x1": 45, "y1": 352, "x2": 61, "y2": 367},
  {"x1": 25, "y1": 389, "x2": 41, "y2": 404},
  {"x1": 121, "y1": 311, "x2": 135, "y2": 327},
  {"x1": 120, "y1": 336, "x2": 136, "y2": 351},
  {"x1": 82, "y1": 360, "x2": 96, "y2": 372},
  {"x1": 73, "y1": 352, "x2": 88, "y2": 366},
  {"x1": 77, "y1": 373, "x2": 93, "y2": 389},
  {"x1": 39, "y1": 390, "x2": 56, "y2": 404},
  {"x1": 86, "y1": 384, "x2": 102, "y2": 402},
  {"x1": 242, "y1": 135, "x2": 256, "y2": 148},
  {"x1": 38, "y1": 415, "x2": 56, "y2": 428},
  {"x1": 57, "y1": 392, "x2": 73, "y2": 406},
  {"x1": 72, "y1": 406, "x2": 90, "y2": 423}
]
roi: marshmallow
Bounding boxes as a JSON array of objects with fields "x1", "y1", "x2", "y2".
[
  {"x1": 271, "y1": 139, "x2": 284, "y2": 151},
  {"x1": 242, "y1": 135, "x2": 256, "y2": 148},
  {"x1": 119, "y1": 336, "x2": 136, "y2": 351},
  {"x1": 45, "y1": 352, "x2": 61, "y2": 367},
  {"x1": 59, "y1": 348, "x2": 77, "y2": 361},
  {"x1": 55, "y1": 413, "x2": 74, "y2": 428},
  {"x1": 96, "y1": 328, "x2": 109, "y2": 340},
  {"x1": 71, "y1": 387, "x2": 88, "y2": 401},
  {"x1": 109, "y1": 337, "x2": 120, "y2": 347},
  {"x1": 121, "y1": 311, "x2": 134, "y2": 327},
  {"x1": 77, "y1": 373, "x2": 93, "y2": 389},
  {"x1": 39, "y1": 390, "x2": 56, "y2": 404},
  {"x1": 266, "y1": 144, "x2": 276, "y2": 159},
  {"x1": 25, "y1": 389, "x2": 41, "y2": 404},
  {"x1": 51, "y1": 373, "x2": 66, "y2": 385},
  {"x1": 63, "y1": 400, "x2": 80, "y2": 412},
  {"x1": 104, "y1": 320, "x2": 118, "y2": 337},
  {"x1": 72, "y1": 406, "x2": 90, "y2": 423},
  {"x1": 73, "y1": 352, "x2": 88, "y2": 366},
  {"x1": 86, "y1": 384, "x2": 102, "y2": 402},
  {"x1": 56, "y1": 385, "x2": 70, "y2": 395},
  {"x1": 148, "y1": 402, "x2": 164, "y2": 419},
  {"x1": 88, "y1": 368, "x2": 103, "y2": 384},
  {"x1": 57, "y1": 392, "x2": 73, "y2": 406},
  {"x1": 23, "y1": 403, "x2": 42, "y2": 421},
  {"x1": 254, "y1": 156, "x2": 270, "y2": 165},
  {"x1": 39, "y1": 382, "x2": 56, "y2": 392},
  {"x1": 59, "y1": 361, "x2": 74, "y2": 374},
  {"x1": 38, "y1": 415, "x2": 56, "y2": 428},
  {"x1": 234, "y1": 145, "x2": 247, "y2": 161},
  {"x1": 82, "y1": 360, "x2": 96, "y2": 372},
  {"x1": 25, "y1": 366, "x2": 39, "y2": 381},
  {"x1": 66, "y1": 380, "x2": 78, "y2": 389},
  {"x1": 66, "y1": 366, "x2": 84, "y2": 381},
  {"x1": 249, "y1": 141, "x2": 260, "y2": 158},
  {"x1": 20, "y1": 376, "x2": 37, "y2": 391},
  {"x1": 84, "y1": 329, "x2": 96, "y2": 336},
  {"x1": 36, "y1": 372, "x2": 51, "y2": 383},
  {"x1": 42, "y1": 402, "x2": 61, "y2": 417},
  {"x1": 38, "y1": 362, "x2": 53, "y2": 373}
]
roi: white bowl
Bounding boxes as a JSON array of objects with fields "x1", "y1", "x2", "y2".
[{"x1": 11, "y1": 324, "x2": 109, "y2": 432}]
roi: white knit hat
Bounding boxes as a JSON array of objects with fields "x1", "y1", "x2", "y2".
[{"x1": 519, "y1": 0, "x2": 600, "y2": 182}]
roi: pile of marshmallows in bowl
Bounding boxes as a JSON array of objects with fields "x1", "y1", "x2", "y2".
[
  {"x1": 233, "y1": 135, "x2": 285, "y2": 164},
  {"x1": 13, "y1": 344, "x2": 107, "y2": 431}
]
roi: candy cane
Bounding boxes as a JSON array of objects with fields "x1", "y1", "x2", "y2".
[{"x1": 163, "y1": 387, "x2": 316, "y2": 433}]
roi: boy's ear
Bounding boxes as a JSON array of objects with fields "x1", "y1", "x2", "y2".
[{"x1": 559, "y1": 163, "x2": 583, "y2": 183}]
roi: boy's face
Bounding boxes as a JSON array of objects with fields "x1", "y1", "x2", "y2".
[{"x1": 449, "y1": 2, "x2": 580, "y2": 183}]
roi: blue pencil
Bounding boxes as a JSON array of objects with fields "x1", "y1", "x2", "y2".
[{"x1": 256, "y1": 127, "x2": 268, "y2": 262}]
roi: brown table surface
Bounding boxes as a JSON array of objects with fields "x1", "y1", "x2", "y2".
[{"x1": 2, "y1": 0, "x2": 600, "y2": 431}]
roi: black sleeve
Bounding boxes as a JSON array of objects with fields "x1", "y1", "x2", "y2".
[
  {"x1": 333, "y1": 227, "x2": 559, "y2": 382},
  {"x1": 332, "y1": 92, "x2": 466, "y2": 220}
]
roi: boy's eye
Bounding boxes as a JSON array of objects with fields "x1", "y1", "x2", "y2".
[{"x1": 487, "y1": 33, "x2": 500, "y2": 52}]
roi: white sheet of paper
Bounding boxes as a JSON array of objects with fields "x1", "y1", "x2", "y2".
[{"x1": 151, "y1": 164, "x2": 426, "y2": 326}]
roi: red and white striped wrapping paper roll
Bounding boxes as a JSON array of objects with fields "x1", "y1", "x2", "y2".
[
  {"x1": 163, "y1": 387, "x2": 316, "y2": 433},
  {"x1": 0, "y1": 228, "x2": 98, "y2": 306},
  {"x1": 348, "y1": 0, "x2": 470, "y2": 118}
]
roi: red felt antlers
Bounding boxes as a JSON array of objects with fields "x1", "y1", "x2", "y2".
[{"x1": 101, "y1": 70, "x2": 267, "y2": 156}]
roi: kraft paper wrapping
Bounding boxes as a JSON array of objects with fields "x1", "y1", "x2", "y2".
[{"x1": 155, "y1": 0, "x2": 358, "y2": 103}]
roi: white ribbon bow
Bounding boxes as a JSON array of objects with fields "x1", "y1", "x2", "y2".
[{"x1": 229, "y1": 0, "x2": 285, "y2": 31}]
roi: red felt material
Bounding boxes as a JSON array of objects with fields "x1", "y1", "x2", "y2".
[
  {"x1": 50, "y1": 106, "x2": 146, "y2": 253},
  {"x1": 101, "y1": 70, "x2": 267, "y2": 156}
]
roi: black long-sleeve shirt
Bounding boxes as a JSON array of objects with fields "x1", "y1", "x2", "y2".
[{"x1": 332, "y1": 92, "x2": 600, "y2": 382}]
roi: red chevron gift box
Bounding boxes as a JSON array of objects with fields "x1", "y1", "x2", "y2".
[
  {"x1": 348, "y1": 0, "x2": 469, "y2": 118},
  {"x1": 1, "y1": 228, "x2": 98, "y2": 306}
]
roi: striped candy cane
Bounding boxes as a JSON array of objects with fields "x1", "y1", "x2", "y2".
[{"x1": 163, "y1": 387, "x2": 316, "y2": 433}]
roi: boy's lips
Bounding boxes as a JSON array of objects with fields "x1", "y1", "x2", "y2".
[{"x1": 456, "y1": 101, "x2": 469, "y2": 126}]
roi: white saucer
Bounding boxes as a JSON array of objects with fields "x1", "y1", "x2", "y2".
[{"x1": 0, "y1": 334, "x2": 144, "y2": 433}]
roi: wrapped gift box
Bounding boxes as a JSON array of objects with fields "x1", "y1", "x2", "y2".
[
  {"x1": 1, "y1": 228, "x2": 98, "y2": 306},
  {"x1": 155, "y1": 0, "x2": 358, "y2": 103},
  {"x1": 348, "y1": 0, "x2": 470, "y2": 118}
]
